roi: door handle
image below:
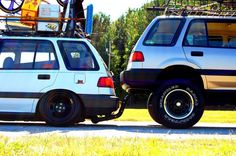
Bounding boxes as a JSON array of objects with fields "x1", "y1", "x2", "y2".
[
  {"x1": 191, "y1": 51, "x2": 204, "y2": 57},
  {"x1": 38, "y1": 74, "x2": 50, "y2": 80}
]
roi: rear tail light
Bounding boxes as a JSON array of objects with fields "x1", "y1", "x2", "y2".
[
  {"x1": 130, "y1": 51, "x2": 144, "y2": 62},
  {"x1": 97, "y1": 77, "x2": 114, "y2": 88}
]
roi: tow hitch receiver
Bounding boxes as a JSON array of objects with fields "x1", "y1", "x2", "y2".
[{"x1": 91, "y1": 95, "x2": 130, "y2": 123}]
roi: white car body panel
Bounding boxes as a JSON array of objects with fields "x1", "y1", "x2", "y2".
[{"x1": 0, "y1": 37, "x2": 115, "y2": 113}]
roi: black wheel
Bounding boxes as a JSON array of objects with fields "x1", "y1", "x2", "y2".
[
  {"x1": 0, "y1": 0, "x2": 24, "y2": 13},
  {"x1": 147, "y1": 93, "x2": 163, "y2": 125},
  {"x1": 149, "y1": 79, "x2": 204, "y2": 129},
  {"x1": 39, "y1": 91, "x2": 82, "y2": 126}
]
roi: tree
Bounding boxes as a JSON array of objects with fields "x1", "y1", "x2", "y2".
[
  {"x1": 91, "y1": 13, "x2": 111, "y2": 64},
  {"x1": 92, "y1": 0, "x2": 163, "y2": 76}
]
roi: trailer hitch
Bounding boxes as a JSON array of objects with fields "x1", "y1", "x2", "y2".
[{"x1": 91, "y1": 95, "x2": 130, "y2": 124}]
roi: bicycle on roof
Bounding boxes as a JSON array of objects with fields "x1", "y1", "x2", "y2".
[
  {"x1": 0, "y1": 0, "x2": 79, "y2": 13},
  {"x1": 0, "y1": 0, "x2": 93, "y2": 39},
  {"x1": 0, "y1": 0, "x2": 24, "y2": 13}
]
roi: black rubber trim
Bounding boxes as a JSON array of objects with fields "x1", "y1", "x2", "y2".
[
  {"x1": 199, "y1": 70, "x2": 236, "y2": 76},
  {"x1": 120, "y1": 69, "x2": 162, "y2": 91},
  {"x1": 79, "y1": 94, "x2": 120, "y2": 116},
  {"x1": 0, "y1": 112, "x2": 40, "y2": 121},
  {"x1": 0, "y1": 92, "x2": 43, "y2": 99},
  {"x1": 120, "y1": 68, "x2": 236, "y2": 91},
  {"x1": 38, "y1": 74, "x2": 51, "y2": 80},
  {"x1": 191, "y1": 51, "x2": 204, "y2": 57}
]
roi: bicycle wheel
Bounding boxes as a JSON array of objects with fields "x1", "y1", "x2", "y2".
[
  {"x1": 0, "y1": 0, "x2": 24, "y2": 13},
  {"x1": 57, "y1": 0, "x2": 67, "y2": 6},
  {"x1": 57, "y1": 0, "x2": 84, "y2": 7}
]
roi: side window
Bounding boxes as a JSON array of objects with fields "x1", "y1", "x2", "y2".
[
  {"x1": 184, "y1": 20, "x2": 207, "y2": 47},
  {"x1": 58, "y1": 41, "x2": 98, "y2": 70},
  {"x1": 34, "y1": 41, "x2": 59, "y2": 69},
  {"x1": 0, "y1": 40, "x2": 36, "y2": 69},
  {"x1": 144, "y1": 19, "x2": 183, "y2": 46},
  {"x1": 184, "y1": 20, "x2": 236, "y2": 48},
  {"x1": 207, "y1": 22, "x2": 236, "y2": 48},
  {"x1": 0, "y1": 40, "x2": 58, "y2": 70}
]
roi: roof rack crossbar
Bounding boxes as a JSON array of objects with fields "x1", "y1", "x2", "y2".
[{"x1": 0, "y1": 15, "x2": 86, "y2": 38}]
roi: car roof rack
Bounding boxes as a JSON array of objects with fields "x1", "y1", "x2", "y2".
[
  {"x1": 147, "y1": 0, "x2": 236, "y2": 17},
  {"x1": 0, "y1": 15, "x2": 86, "y2": 38},
  {"x1": 0, "y1": 0, "x2": 93, "y2": 39}
]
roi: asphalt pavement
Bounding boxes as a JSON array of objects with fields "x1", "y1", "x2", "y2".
[{"x1": 0, "y1": 121, "x2": 236, "y2": 139}]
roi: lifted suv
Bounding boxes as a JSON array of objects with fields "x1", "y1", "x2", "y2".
[
  {"x1": 0, "y1": 36, "x2": 120, "y2": 126},
  {"x1": 121, "y1": 16, "x2": 236, "y2": 128}
]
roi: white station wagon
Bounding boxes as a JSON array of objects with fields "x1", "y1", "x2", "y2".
[{"x1": 0, "y1": 36, "x2": 120, "y2": 126}]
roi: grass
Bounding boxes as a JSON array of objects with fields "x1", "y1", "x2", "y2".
[
  {"x1": 115, "y1": 109, "x2": 236, "y2": 123},
  {"x1": 1, "y1": 109, "x2": 235, "y2": 155},
  {"x1": 0, "y1": 135, "x2": 236, "y2": 156}
]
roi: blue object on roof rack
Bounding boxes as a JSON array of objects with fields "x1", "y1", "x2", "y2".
[{"x1": 85, "y1": 4, "x2": 93, "y2": 35}]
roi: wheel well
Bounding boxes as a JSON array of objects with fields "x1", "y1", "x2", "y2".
[
  {"x1": 36, "y1": 89, "x2": 85, "y2": 116},
  {"x1": 157, "y1": 65, "x2": 204, "y2": 89}
]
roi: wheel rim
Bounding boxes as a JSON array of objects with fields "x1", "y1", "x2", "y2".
[
  {"x1": 163, "y1": 89, "x2": 194, "y2": 120},
  {"x1": 0, "y1": 0, "x2": 24, "y2": 13},
  {"x1": 47, "y1": 94, "x2": 74, "y2": 119}
]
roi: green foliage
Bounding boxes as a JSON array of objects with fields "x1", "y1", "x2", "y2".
[
  {"x1": 90, "y1": 1, "x2": 164, "y2": 97},
  {"x1": 91, "y1": 0, "x2": 162, "y2": 76},
  {"x1": 91, "y1": 13, "x2": 111, "y2": 64}
]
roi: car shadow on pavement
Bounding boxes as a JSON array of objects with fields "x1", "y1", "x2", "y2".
[{"x1": 0, "y1": 121, "x2": 236, "y2": 136}]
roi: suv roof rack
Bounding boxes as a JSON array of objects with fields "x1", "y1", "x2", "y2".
[{"x1": 147, "y1": 0, "x2": 236, "y2": 17}]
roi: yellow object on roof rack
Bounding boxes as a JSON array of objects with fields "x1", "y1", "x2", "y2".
[{"x1": 21, "y1": 0, "x2": 41, "y2": 26}]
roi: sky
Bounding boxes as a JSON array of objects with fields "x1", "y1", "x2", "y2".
[
  {"x1": 82, "y1": 0, "x2": 148, "y2": 21},
  {"x1": 0, "y1": 0, "x2": 149, "y2": 21}
]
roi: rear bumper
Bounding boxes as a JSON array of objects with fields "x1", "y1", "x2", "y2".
[
  {"x1": 120, "y1": 69, "x2": 161, "y2": 92},
  {"x1": 80, "y1": 94, "x2": 120, "y2": 116}
]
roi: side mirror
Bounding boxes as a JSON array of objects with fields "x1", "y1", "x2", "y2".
[{"x1": 85, "y1": 4, "x2": 93, "y2": 35}]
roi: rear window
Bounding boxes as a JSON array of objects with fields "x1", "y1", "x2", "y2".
[
  {"x1": 58, "y1": 41, "x2": 99, "y2": 71},
  {"x1": 143, "y1": 19, "x2": 184, "y2": 46}
]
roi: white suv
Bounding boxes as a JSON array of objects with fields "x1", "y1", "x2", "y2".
[
  {"x1": 0, "y1": 36, "x2": 120, "y2": 126},
  {"x1": 121, "y1": 15, "x2": 236, "y2": 128}
]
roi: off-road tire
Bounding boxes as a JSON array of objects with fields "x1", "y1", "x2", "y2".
[{"x1": 148, "y1": 79, "x2": 204, "y2": 129}]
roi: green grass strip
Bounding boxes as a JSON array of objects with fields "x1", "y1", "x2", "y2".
[
  {"x1": 115, "y1": 109, "x2": 236, "y2": 123},
  {"x1": 0, "y1": 135, "x2": 235, "y2": 156}
]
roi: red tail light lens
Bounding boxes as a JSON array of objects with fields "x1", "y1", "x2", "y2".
[
  {"x1": 131, "y1": 51, "x2": 144, "y2": 62},
  {"x1": 97, "y1": 77, "x2": 114, "y2": 88}
]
